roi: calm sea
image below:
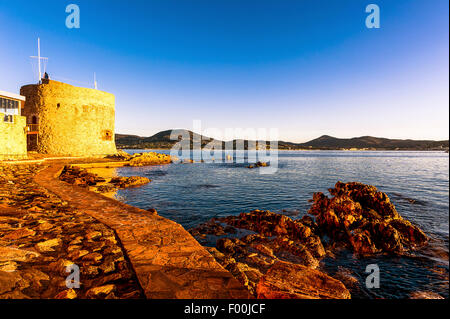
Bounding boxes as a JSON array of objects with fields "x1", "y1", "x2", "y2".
[{"x1": 114, "y1": 150, "x2": 449, "y2": 299}]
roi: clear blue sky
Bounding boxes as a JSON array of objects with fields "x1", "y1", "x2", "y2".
[{"x1": 0, "y1": 0, "x2": 448, "y2": 142}]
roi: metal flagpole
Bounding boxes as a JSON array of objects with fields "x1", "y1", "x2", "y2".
[
  {"x1": 38, "y1": 38, "x2": 41, "y2": 83},
  {"x1": 30, "y1": 37, "x2": 48, "y2": 84}
]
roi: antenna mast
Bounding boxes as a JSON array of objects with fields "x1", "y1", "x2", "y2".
[
  {"x1": 30, "y1": 37, "x2": 48, "y2": 83},
  {"x1": 38, "y1": 38, "x2": 41, "y2": 80}
]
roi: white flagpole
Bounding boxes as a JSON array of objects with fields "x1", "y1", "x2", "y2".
[
  {"x1": 31, "y1": 38, "x2": 48, "y2": 83},
  {"x1": 38, "y1": 38, "x2": 41, "y2": 83}
]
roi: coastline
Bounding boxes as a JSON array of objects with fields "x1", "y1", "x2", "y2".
[
  {"x1": 0, "y1": 161, "x2": 144, "y2": 298},
  {"x1": 117, "y1": 147, "x2": 450, "y2": 152},
  {"x1": 1, "y1": 152, "x2": 448, "y2": 299},
  {"x1": 75, "y1": 155, "x2": 447, "y2": 299},
  {"x1": 0, "y1": 159, "x2": 249, "y2": 299},
  {"x1": 98, "y1": 151, "x2": 448, "y2": 299}
]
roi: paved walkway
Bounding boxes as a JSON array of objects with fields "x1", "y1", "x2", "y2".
[{"x1": 35, "y1": 164, "x2": 249, "y2": 299}]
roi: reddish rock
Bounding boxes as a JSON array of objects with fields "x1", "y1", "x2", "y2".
[
  {"x1": 409, "y1": 291, "x2": 444, "y2": 299},
  {"x1": 86, "y1": 231, "x2": 102, "y2": 241},
  {"x1": 68, "y1": 249, "x2": 89, "y2": 260},
  {"x1": 252, "y1": 244, "x2": 275, "y2": 258},
  {"x1": 59, "y1": 166, "x2": 101, "y2": 187},
  {"x1": 109, "y1": 176, "x2": 150, "y2": 188},
  {"x1": 308, "y1": 182, "x2": 428, "y2": 255},
  {"x1": 333, "y1": 267, "x2": 360, "y2": 289},
  {"x1": 37, "y1": 222, "x2": 54, "y2": 231},
  {"x1": 3, "y1": 228, "x2": 36, "y2": 240},
  {"x1": 217, "y1": 238, "x2": 242, "y2": 254},
  {"x1": 247, "y1": 161, "x2": 269, "y2": 168},
  {"x1": 82, "y1": 252, "x2": 103, "y2": 263},
  {"x1": 85, "y1": 284, "x2": 116, "y2": 298},
  {"x1": 60, "y1": 165, "x2": 151, "y2": 194},
  {"x1": 49, "y1": 259, "x2": 75, "y2": 276},
  {"x1": 219, "y1": 210, "x2": 325, "y2": 258},
  {"x1": 35, "y1": 238, "x2": 62, "y2": 252},
  {"x1": 128, "y1": 152, "x2": 172, "y2": 167},
  {"x1": 256, "y1": 261, "x2": 351, "y2": 299},
  {"x1": 54, "y1": 289, "x2": 77, "y2": 299},
  {"x1": 191, "y1": 210, "x2": 332, "y2": 297}
]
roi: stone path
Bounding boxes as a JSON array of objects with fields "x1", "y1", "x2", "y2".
[{"x1": 35, "y1": 164, "x2": 249, "y2": 299}]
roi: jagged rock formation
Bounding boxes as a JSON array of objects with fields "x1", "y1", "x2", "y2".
[
  {"x1": 247, "y1": 161, "x2": 269, "y2": 168},
  {"x1": 106, "y1": 150, "x2": 173, "y2": 166},
  {"x1": 127, "y1": 152, "x2": 173, "y2": 166},
  {"x1": 256, "y1": 261, "x2": 351, "y2": 299},
  {"x1": 308, "y1": 182, "x2": 428, "y2": 255},
  {"x1": 190, "y1": 184, "x2": 429, "y2": 298},
  {"x1": 219, "y1": 210, "x2": 325, "y2": 260},
  {"x1": 190, "y1": 210, "x2": 338, "y2": 298},
  {"x1": 59, "y1": 166, "x2": 150, "y2": 194}
]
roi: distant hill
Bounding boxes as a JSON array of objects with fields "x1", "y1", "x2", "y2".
[
  {"x1": 116, "y1": 129, "x2": 214, "y2": 149},
  {"x1": 115, "y1": 130, "x2": 449, "y2": 151},
  {"x1": 298, "y1": 135, "x2": 449, "y2": 150}
]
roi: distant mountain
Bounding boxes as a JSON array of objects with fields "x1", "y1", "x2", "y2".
[
  {"x1": 297, "y1": 135, "x2": 449, "y2": 150},
  {"x1": 116, "y1": 129, "x2": 214, "y2": 149},
  {"x1": 115, "y1": 131, "x2": 449, "y2": 151}
]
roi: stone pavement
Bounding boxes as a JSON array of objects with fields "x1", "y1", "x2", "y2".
[{"x1": 35, "y1": 164, "x2": 250, "y2": 299}]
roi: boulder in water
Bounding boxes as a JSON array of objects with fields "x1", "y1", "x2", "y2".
[
  {"x1": 308, "y1": 182, "x2": 428, "y2": 255},
  {"x1": 256, "y1": 260, "x2": 351, "y2": 299}
]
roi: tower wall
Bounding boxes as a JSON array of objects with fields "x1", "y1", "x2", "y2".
[{"x1": 20, "y1": 80, "x2": 117, "y2": 156}]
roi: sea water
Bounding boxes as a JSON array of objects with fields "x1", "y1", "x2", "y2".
[{"x1": 114, "y1": 150, "x2": 449, "y2": 299}]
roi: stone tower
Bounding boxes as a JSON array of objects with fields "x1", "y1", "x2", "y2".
[{"x1": 20, "y1": 80, "x2": 117, "y2": 156}]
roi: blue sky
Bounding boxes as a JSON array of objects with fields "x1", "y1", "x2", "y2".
[{"x1": 0, "y1": 0, "x2": 448, "y2": 142}]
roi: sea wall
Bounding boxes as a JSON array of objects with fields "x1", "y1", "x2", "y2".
[
  {"x1": 0, "y1": 114, "x2": 27, "y2": 160},
  {"x1": 20, "y1": 80, "x2": 117, "y2": 156}
]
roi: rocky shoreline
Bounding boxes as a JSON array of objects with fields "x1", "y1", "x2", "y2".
[
  {"x1": 0, "y1": 151, "x2": 250, "y2": 299},
  {"x1": 0, "y1": 164, "x2": 144, "y2": 299},
  {"x1": 188, "y1": 182, "x2": 435, "y2": 299},
  {"x1": 56, "y1": 151, "x2": 174, "y2": 195},
  {"x1": 308, "y1": 182, "x2": 428, "y2": 255},
  {"x1": 0, "y1": 151, "x2": 174, "y2": 299},
  {"x1": 59, "y1": 165, "x2": 151, "y2": 195},
  {"x1": 1, "y1": 152, "x2": 445, "y2": 299}
]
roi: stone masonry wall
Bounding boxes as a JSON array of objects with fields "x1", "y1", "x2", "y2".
[
  {"x1": 0, "y1": 114, "x2": 27, "y2": 160},
  {"x1": 20, "y1": 80, "x2": 117, "y2": 156}
]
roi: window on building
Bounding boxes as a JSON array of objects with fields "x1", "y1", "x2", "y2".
[
  {"x1": 102, "y1": 130, "x2": 113, "y2": 141},
  {"x1": 0, "y1": 97, "x2": 19, "y2": 115},
  {"x1": 0, "y1": 98, "x2": 6, "y2": 113},
  {"x1": 3, "y1": 114, "x2": 14, "y2": 123}
]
